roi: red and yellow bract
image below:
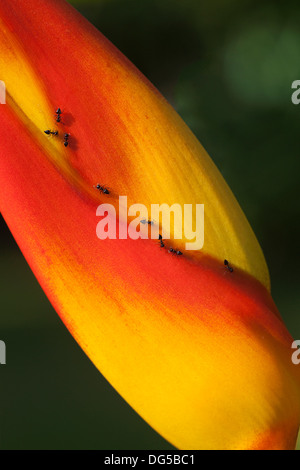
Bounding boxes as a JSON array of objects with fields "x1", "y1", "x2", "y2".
[{"x1": 0, "y1": 0, "x2": 299, "y2": 450}]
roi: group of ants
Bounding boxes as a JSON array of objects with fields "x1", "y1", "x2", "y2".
[
  {"x1": 140, "y1": 219, "x2": 233, "y2": 271},
  {"x1": 44, "y1": 108, "x2": 69, "y2": 146},
  {"x1": 44, "y1": 108, "x2": 234, "y2": 272}
]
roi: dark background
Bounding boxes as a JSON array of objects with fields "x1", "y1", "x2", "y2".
[{"x1": 0, "y1": 0, "x2": 299, "y2": 449}]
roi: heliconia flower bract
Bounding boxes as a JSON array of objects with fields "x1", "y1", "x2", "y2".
[{"x1": 0, "y1": 0, "x2": 299, "y2": 450}]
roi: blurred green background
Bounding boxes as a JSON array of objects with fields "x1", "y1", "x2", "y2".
[{"x1": 1, "y1": 0, "x2": 300, "y2": 449}]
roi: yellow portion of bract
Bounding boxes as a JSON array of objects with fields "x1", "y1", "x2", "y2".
[
  {"x1": 45, "y1": 244, "x2": 297, "y2": 450},
  {"x1": 0, "y1": 17, "x2": 50, "y2": 130}
]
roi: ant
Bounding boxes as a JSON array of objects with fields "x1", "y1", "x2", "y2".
[
  {"x1": 224, "y1": 259, "x2": 234, "y2": 273},
  {"x1": 141, "y1": 218, "x2": 154, "y2": 226},
  {"x1": 94, "y1": 184, "x2": 110, "y2": 195},
  {"x1": 63, "y1": 133, "x2": 70, "y2": 147},
  {"x1": 44, "y1": 130, "x2": 58, "y2": 136},
  {"x1": 55, "y1": 108, "x2": 62, "y2": 123},
  {"x1": 158, "y1": 234, "x2": 165, "y2": 248},
  {"x1": 168, "y1": 248, "x2": 183, "y2": 256}
]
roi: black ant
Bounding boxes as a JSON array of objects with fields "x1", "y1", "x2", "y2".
[
  {"x1": 168, "y1": 248, "x2": 183, "y2": 256},
  {"x1": 224, "y1": 259, "x2": 234, "y2": 273},
  {"x1": 141, "y1": 218, "x2": 154, "y2": 226},
  {"x1": 94, "y1": 184, "x2": 110, "y2": 195},
  {"x1": 158, "y1": 234, "x2": 165, "y2": 248},
  {"x1": 55, "y1": 108, "x2": 62, "y2": 123},
  {"x1": 63, "y1": 133, "x2": 70, "y2": 147},
  {"x1": 44, "y1": 130, "x2": 58, "y2": 136}
]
